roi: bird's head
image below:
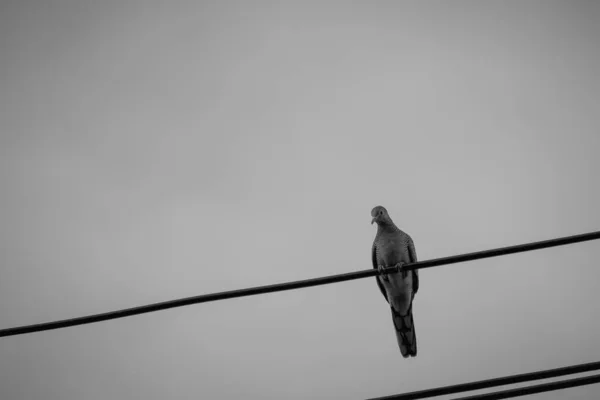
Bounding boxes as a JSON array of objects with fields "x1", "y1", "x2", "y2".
[{"x1": 371, "y1": 205, "x2": 391, "y2": 225}]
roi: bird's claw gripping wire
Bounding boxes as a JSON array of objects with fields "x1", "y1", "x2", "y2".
[
  {"x1": 395, "y1": 262, "x2": 407, "y2": 279},
  {"x1": 378, "y1": 263, "x2": 407, "y2": 280},
  {"x1": 378, "y1": 264, "x2": 390, "y2": 281}
]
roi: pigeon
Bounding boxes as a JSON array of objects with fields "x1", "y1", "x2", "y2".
[{"x1": 371, "y1": 205, "x2": 419, "y2": 357}]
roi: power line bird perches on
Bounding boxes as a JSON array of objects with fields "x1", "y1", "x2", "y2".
[{"x1": 1, "y1": 230, "x2": 599, "y2": 337}]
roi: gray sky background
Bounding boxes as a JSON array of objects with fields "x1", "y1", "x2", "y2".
[{"x1": 1, "y1": 1, "x2": 599, "y2": 399}]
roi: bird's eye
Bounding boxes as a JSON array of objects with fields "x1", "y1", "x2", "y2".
[{"x1": 379, "y1": 211, "x2": 383, "y2": 215}]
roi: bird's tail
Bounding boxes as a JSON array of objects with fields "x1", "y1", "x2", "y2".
[{"x1": 390, "y1": 305, "x2": 417, "y2": 358}]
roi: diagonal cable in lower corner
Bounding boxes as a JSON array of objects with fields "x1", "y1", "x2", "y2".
[{"x1": 366, "y1": 360, "x2": 600, "y2": 399}]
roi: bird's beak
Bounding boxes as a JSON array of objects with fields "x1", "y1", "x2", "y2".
[{"x1": 371, "y1": 217, "x2": 376, "y2": 225}]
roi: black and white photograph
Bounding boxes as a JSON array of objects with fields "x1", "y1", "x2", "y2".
[{"x1": 1, "y1": 1, "x2": 599, "y2": 399}]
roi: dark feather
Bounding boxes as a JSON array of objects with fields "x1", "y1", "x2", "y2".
[{"x1": 372, "y1": 243, "x2": 389, "y2": 302}]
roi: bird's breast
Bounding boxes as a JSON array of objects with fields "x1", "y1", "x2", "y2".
[{"x1": 377, "y1": 237, "x2": 409, "y2": 267}]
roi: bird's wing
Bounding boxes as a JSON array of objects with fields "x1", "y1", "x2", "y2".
[
  {"x1": 407, "y1": 237, "x2": 419, "y2": 295},
  {"x1": 372, "y1": 242, "x2": 389, "y2": 302}
]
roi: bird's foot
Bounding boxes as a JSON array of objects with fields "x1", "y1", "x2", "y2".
[
  {"x1": 394, "y1": 262, "x2": 407, "y2": 279},
  {"x1": 378, "y1": 265, "x2": 390, "y2": 281}
]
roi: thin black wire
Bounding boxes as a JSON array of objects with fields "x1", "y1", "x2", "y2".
[
  {"x1": 452, "y1": 373, "x2": 600, "y2": 400},
  {"x1": 1, "y1": 230, "x2": 599, "y2": 337},
  {"x1": 366, "y1": 361, "x2": 600, "y2": 399}
]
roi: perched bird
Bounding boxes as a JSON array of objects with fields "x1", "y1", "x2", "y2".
[{"x1": 371, "y1": 206, "x2": 419, "y2": 357}]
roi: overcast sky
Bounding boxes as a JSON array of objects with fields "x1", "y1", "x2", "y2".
[{"x1": 1, "y1": 1, "x2": 599, "y2": 399}]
